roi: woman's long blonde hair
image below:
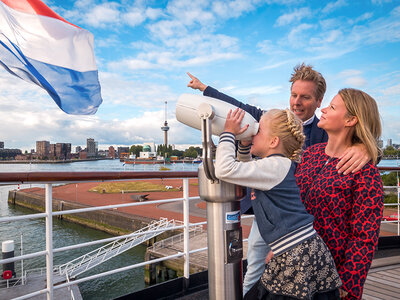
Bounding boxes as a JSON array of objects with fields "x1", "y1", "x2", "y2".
[
  {"x1": 263, "y1": 109, "x2": 305, "y2": 162},
  {"x1": 339, "y1": 88, "x2": 382, "y2": 164}
]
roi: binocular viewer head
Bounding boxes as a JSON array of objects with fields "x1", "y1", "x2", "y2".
[{"x1": 175, "y1": 94, "x2": 259, "y2": 140}]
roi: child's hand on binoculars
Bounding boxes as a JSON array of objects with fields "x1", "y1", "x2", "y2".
[{"x1": 224, "y1": 108, "x2": 249, "y2": 136}]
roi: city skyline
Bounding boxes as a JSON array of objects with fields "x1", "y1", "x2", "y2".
[{"x1": 0, "y1": 0, "x2": 399, "y2": 149}]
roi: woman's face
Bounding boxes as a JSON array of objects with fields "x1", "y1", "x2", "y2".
[{"x1": 318, "y1": 94, "x2": 350, "y2": 132}]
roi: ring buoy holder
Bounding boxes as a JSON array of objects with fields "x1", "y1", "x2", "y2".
[{"x1": 3, "y1": 270, "x2": 12, "y2": 280}]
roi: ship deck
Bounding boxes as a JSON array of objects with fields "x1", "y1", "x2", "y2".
[
  {"x1": 364, "y1": 260, "x2": 400, "y2": 299},
  {"x1": 120, "y1": 236, "x2": 400, "y2": 300}
]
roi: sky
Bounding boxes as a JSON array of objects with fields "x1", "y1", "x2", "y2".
[{"x1": 1, "y1": 0, "x2": 400, "y2": 151}]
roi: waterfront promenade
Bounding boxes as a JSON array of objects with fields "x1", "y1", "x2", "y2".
[{"x1": 13, "y1": 178, "x2": 253, "y2": 236}]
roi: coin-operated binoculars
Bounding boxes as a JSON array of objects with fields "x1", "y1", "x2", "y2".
[{"x1": 176, "y1": 94, "x2": 259, "y2": 300}]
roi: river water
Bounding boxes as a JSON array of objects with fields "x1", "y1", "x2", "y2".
[{"x1": 0, "y1": 160, "x2": 198, "y2": 300}]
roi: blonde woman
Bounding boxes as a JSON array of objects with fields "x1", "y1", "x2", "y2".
[
  {"x1": 296, "y1": 89, "x2": 384, "y2": 299},
  {"x1": 215, "y1": 108, "x2": 342, "y2": 299}
]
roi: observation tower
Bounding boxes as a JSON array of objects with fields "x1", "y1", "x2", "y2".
[{"x1": 161, "y1": 101, "x2": 169, "y2": 147}]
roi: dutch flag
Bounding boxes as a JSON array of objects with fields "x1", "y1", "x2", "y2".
[{"x1": 0, "y1": 0, "x2": 102, "y2": 115}]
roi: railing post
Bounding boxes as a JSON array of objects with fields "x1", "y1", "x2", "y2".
[
  {"x1": 397, "y1": 174, "x2": 399, "y2": 235},
  {"x1": 183, "y1": 178, "x2": 190, "y2": 284},
  {"x1": 45, "y1": 184, "x2": 54, "y2": 300}
]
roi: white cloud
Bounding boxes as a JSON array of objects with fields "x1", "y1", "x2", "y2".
[
  {"x1": 95, "y1": 35, "x2": 120, "y2": 48},
  {"x1": 108, "y1": 31, "x2": 242, "y2": 71},
  {"x1": 338, "y1": 69, "x2": 362, "y2": 77},
  {"x1": 371, "y1": 0, "x2": 393, "y2": 5},
  {"x1": 275, "y1": 7, "x2": 312, "y2": 27},
  {"x1": 98, "y1": 72, "x2": 176, "y2": 108},
  {"x1": 259, "y1": 58, "x2": 298, "y2": 70},
  {"x1": 231, "y1": 85, "x2": 283, "y2": 96},
  {"x1": 344, "y1": 76, "x2": 367, "y2": 87},
  {"x1": 212, "y1": 0, "x2": 257, "y2": 19},
  {"x1": 121, "y1": 7, "x2": 147, "y2": 27},
  {"x1": 257, "y1": 40, "x2": 289, "y2": 56},
  {"x1": 108, "y1": 59, "x2": 157, "y2": 70},
  {"x1": 350, "y1": 12, "x2": 374, "y2": 24},
  {"x1": 337, "y1": 69, "x2": 367, "y2": 87},
  {"x1": 382, "y1": 83, "x2": 400, "y2": 96},
  {"x1": 322, "y1": 0, "x2": 348, "y2": 14},
  {"x1": 309, "y1": 29, "x2": 342, "y2": 45},
  {"x1": 286, "y1": 23, "x2": 314, "y2": 46},
  {"x1": 84, "y1": 2, "x2": 121, "y2": 28},
  {"x1": 145, "y1": 7, "x2": 164, "y2": 20}
]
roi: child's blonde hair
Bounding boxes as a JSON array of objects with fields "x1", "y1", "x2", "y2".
[{"x1": 263, "y1": 109, "x2": 305, "y2": 162}]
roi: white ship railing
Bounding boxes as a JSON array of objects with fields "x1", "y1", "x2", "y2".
[
  {"x1": 0, "y1": 169, "x2": 398, "y2": 300},
  {"x1": 0, "y1": 171, "x2": 221, "y2": 300}
]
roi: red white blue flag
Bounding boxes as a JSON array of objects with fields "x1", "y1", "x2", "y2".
[{"x1": 0, "y1": 0, "x2": 102, "y2": 115}]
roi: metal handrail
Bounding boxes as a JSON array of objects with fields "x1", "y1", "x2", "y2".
[
  {"x1": 0, "y1": 172, "x2": 197, "y2": 300},
  {"x1": 58, "y1": 218, "x2": 177, "y2": 278},
  {"x1": 149, "y1": 224, "x2": 204, "y2": 252},
  {"x1": 0, "y1": 168, "x2": 399, "y2": 300}
]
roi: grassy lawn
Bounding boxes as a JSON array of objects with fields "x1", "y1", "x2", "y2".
[{"x1": 89, "y1": 182, "x2": 180, "y2": 193}]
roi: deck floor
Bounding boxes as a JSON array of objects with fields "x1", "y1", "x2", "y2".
[{"x1": 363, "y1": 260, "x2": 400, "y2": 300}]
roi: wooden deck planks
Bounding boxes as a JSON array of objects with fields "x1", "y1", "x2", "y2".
[{"x1": 363, "y1": 264, "x2": 400, "y2": 300}]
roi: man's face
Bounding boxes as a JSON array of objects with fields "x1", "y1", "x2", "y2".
[{"x1": 290, "y1": 80, "x2": 322, "y2": 122}]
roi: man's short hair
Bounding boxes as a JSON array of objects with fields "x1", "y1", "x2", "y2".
[{"x1": 290, "y1": 63, "x2": 326, "y2": 101}]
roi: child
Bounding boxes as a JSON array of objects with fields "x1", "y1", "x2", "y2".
[{"x1": 215, "y1": 108, "x2": 341, "y2": 299}]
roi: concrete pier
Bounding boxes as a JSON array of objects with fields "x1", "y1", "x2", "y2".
[{"x1": 1, "y1": 273, "x2": 83, "y2": 300}]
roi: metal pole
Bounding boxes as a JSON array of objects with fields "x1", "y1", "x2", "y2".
[
  {"x1": 20, "y1": 234, "x2": 24, "y2": 285},
  {"x1": 45, "y1": 184, "x2": 53, "y2": 300},
  {"x1": 183, "y1": 178, "x2": 190, "y2": 280},
  {"x1": 198, "y1": 167, "x2": 243, "y2": 300},
  {"x1": 397, "y1": 173, "x2": 399, "y2": 235}
]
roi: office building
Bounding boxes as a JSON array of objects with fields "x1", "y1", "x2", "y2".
[
  {"x1": 387, "y1": 139, "x2": 393, "y2": 148},
  {"x1": 87, "y1": 138, "x2": 97, "y2": 158},
  {"x1": 108, "y1": 146, "x2": 116, "y2": 158},
  {"x1": 36, "y1": 141, "x2": 50, "y2": 158}
]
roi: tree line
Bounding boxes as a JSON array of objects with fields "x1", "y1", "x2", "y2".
[
  {"x1": 129, "y1": 145, "x2": 202, "y2": 159},
  {"x1": 383, "y1": 146, "x2": 400, "y2": 157}
]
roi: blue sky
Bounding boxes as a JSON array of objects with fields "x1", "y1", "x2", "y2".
[{"x1": 1, "y1": 0, "x2": 400, "y2": 151}]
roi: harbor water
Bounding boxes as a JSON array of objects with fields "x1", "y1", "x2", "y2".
[
  {"x1": 0, "y1": 160, "x2": 198, "y2": 300},
  {"x1": 0, "y1": 159, "x2": 397, "y2": 299}
]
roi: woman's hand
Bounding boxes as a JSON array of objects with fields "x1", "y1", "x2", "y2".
[{"x1": 224, "y1": 108, "x2": 249, "y2": 136}]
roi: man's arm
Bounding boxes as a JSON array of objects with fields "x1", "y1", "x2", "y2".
[
  {"x1": 336, "y1": 144, "x2": 371, "y2": 175},
  {"x1": 187, "y1": 72, "x2": 264, "y2": 121}
]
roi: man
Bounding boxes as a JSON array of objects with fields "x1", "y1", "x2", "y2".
[
  {"x1": 187, "y1": 64, "x2": 368, "y2": 172},
  {"x1": 187, "y1": 63, "x2": 369, "y2": 296}
]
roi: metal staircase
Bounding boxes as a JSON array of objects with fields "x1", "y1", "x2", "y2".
[{"x1": 58, "y1": 218, "x2": 175, "y2": 278}]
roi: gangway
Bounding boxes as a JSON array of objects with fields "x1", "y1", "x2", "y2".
[{"x1": 58, "y1": 217, "x2": 176, "y2": 278}]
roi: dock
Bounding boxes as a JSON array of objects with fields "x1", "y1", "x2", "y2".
[{"x1": 1, "y1": 273, "x2": 82, "y2": 300}]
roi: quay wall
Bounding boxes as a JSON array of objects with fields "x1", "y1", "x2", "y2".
[
  {"x1": 0, "y1": 158, "x2": 112, "y2": 164},
  {"x1": 8, "y1": 190, "x2": 175, "y2": 239}
]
